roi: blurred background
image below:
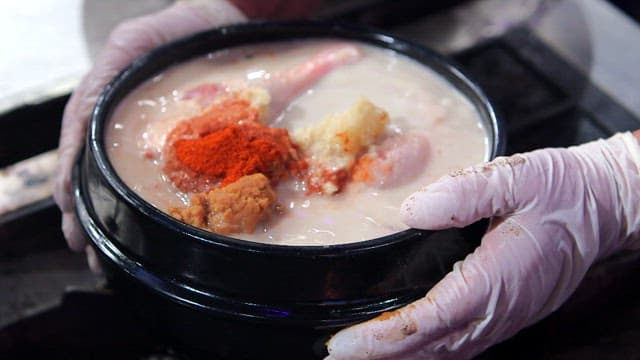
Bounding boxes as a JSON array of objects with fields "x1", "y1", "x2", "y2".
[{"x1": 1, "y1": 0, "x2": 640, "y2": 358}]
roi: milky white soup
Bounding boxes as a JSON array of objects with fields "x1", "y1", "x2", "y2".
[{"x1": 106, "y1": 40, "x2": 489, "y2": 246}]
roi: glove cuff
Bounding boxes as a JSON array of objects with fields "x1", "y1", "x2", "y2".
[{"x1": 609, "y1": 132, "x2": 640, "y2": 250}]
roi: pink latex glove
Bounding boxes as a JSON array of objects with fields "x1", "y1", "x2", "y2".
[
  {"x1": 327, "y1": 132, "x2": 640, "y2": 359},
  {"x1": 55, "y1": 0, "x2": 323, "y2": 272}
]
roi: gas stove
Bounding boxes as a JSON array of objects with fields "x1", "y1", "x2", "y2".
[{"x1": 2, "y1": 0, "x2": 640, "y2": 358}]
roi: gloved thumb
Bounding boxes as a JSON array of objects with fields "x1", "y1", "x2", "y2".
[{"x1": 401, "y1": 155, "x2": 527, "y2": 230}]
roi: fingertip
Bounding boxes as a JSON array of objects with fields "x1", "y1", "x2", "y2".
[
  {"x1": 54, "y1": 168, "x2": 72, "y2": 212},
  {"x1": 401, "y1": 189, "x2": 461, "y2": 230},
  {"x1": 86, "y1": 245, "x2": 104, "y2": 275},
  {"x1": 400, "y1": 191, "x2": 421, "y2": 228},
  {"x1": 400, "y1": 192, "x2": 420, "y2": 228},
  {"x1": 62, "y1": 212, "x2": 87, "y2": 252},
  {"x1": 56, "y1": 101, "x2": 89, "y2": 213},
  {"x1": 326, "y1": 326, "x2": 362, "y2": 360},
  {"x1": 401, "y1": 158, "x2": 522, "y2": 230},
  {"x1": 327, "y1": 304, "x2": 427, "y2": 360}
]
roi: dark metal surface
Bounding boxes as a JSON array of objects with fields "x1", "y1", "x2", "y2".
[
  {"x1": 0, "y1": 95, "x2": 68, "y2": 168},
  {"x1": 2, "y1": 1, "x2": 640, "y2": 359},
  {"x1": 0, "y1": 290, "x2": 166, "y2": 359}
]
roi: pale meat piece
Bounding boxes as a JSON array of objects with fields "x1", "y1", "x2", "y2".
[
  {"x1": 294, "y1": 98, "x2": 389, "y2": 194},
  {"x1": 183, "y1": 43, "x2": 363, "y2": 119},
  {"x1": 264, "y1": 43, "x2": 362, "y2": 118},
  {"x1": 169, "y1": 173, "x2": 277, "y2": 234},
  {"x1": 352, "y1": 132, "x2": 430, "y2": 188}
]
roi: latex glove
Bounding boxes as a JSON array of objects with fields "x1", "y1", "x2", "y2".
[
  {"x1": 327, "y1": 132, "x2": 640, "y2": 359},
  {"x1": 54, "y1": 0, "x2": 251, "y2": 272}
]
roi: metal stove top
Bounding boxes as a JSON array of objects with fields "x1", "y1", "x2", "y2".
[{"x1": 1, "y1": 0, "x2": 640, "y2": 358}]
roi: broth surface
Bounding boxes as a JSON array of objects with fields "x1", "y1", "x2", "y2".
[{"x1": 106, "y1": 40, "x2": 489, "y2": 245}]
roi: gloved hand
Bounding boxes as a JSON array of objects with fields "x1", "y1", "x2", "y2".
[
  {"x1": 327, "y1": 132, "x2": 640, "y2": 359},
  {"x1": 54, "y1": 0, "x2": 321, "y2": 272}
]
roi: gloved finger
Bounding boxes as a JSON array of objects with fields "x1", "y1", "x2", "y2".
[
  {"x1": 401, "y1": 154, "x2": 528, "y2": 230},
  {"x1": 62, "y1": 211, "x2": 87, "y2": 252},
  {"x1": 86, "y1": 244, "x2": 103, "y2": 275},
  {"x1": 327, "y1": 217, "x2": 570, "y2": 360},
  {"x1": 54, "y1": 0, "x2": 246, "y2": 232},
  {"x1": 326, "y1": 244, "x2": 498, "y2": 360}
]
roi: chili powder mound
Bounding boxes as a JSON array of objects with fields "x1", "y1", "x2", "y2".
[
  {"x1": 163, "y1": 98, "x2": 305, "y2": 192},
  {"x1": 174, "y1": 124, "x2": 300, "y2": 187}
]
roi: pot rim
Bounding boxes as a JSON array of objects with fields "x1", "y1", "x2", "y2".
[
  {"x1": 88, "y1": 19, "x2": 503, "y2": 257},
  {"x1": 74, "y1": 167, "x2": 423, "y2": 325}
]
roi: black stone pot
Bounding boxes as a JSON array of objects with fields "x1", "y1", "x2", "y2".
[{"x1": 73, "y1": 20, "x2": 504, "y2": 359}]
